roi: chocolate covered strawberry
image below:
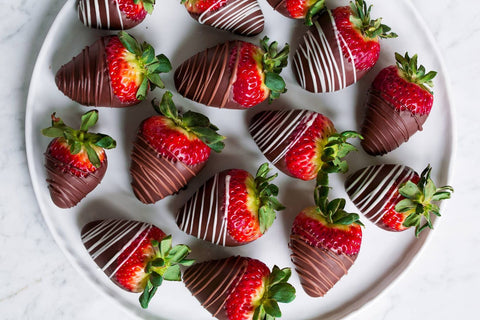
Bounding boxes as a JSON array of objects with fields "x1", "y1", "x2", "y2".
[
  {"x1": 182, "y1": 0, "x2": 264, "y2": 36},
  {"x1": 176, "y1": 163, "x2": 285, "y2": 246},
  {"x1": 42, "y1": 110, "x2": 116, "y2": 208},
  {"x1": 361, "y1": 52, "x2": 437, "y2": 155},
  {"x1": 345, "y1": 164, "x2": 453, "y2": 236},
  {"x1": 56, "y1": 31, "x2": 171, "y2": 108},
  {"x1": 78, "y1": 0, "x2": 156, "y2": 30},
  {"x1": 249, "y1": 109, "x2": 362, "y2": 181},
  {"x1": 183, "y1": 256, "x2": 295, "y2": 319},
  {"x1": 293, "y1": 0, "x2": 397, "y2": 93},
  {"x1": 81, "y1": 219, "x2": 194, "y2": 308},
  {"x1": 175, "y1": 37, "x2": 289, "y2": 109},
  {"x1": 267, "y1": 0, "x2": 325, "y2": 25},
  {"x1": 290, "y1": 172, "x2": 363, "y2": 297},
  {"x1": 130, "y1": 91, "x2": 225, "y2": 204}
]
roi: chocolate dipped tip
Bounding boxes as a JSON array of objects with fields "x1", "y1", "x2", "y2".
[
  {"x1": 77, "y1": 0, "x2": 143, "y2": 30},
  {"x1": 361, "y1": 89, "x2": 428, "y2": 156},
  {"x1": 45, "y1": 154, "x2": 107, "y2": 209},
  {"x1": 188, "y1": 0, "x2": 264, "y2": 36},
  {"x1": 183, "y1": 256, "x2": 248, "y2": 320},
  {"x1": 289, "y1": 234, "x2": 357, "y2": 297},
  {"x1": 130, "y1": 134, "x2": 205, "y2": 204}
]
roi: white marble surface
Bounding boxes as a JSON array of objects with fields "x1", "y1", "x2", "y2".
[{"x1": 0, "y1": 0, "x2": 478, "y2": 319}]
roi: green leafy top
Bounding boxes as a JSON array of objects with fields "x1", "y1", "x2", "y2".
[
  {"x1": 134, "y1": 0, "x2": 155, "y2": 14},
  {"x1": 349, "y1": 0, "x2": 397, "y2": 39},
  {"x1": 395, "y1": 52, "x2": 438, "y2": 94},
  {"x1": 118, "y1": 31, "x2": 172, "y2": 100},
  {"x1": 254, "y1": 163, "x2": 286, "y2": 234},
  {"x1": 139, "y1": 235, "x2": 194, "y2": 309},
  {"x1": 305, "y1": 0, "x2": 326, "y2": 26},
  {"x1": 313, "y1": 171, "x2": 363, "y2": 227},
  {"x1": 41, "y1": 110, "x2": 116, "y2": 168},
  {"x1": 252, "y1": 266, "x2": 296, "y2": 320},
  {"x1": 152, "y1": 91, "x2": 225, "y2": 152},
  {"x1": 260, "y1": 37, "x2": 290, "y2": 103},
  {"x1": 395, "y1": 165, "x2": 453, "y2": 237},
  {"x1": 320, "y1": 131, "x2": 363, "y2": 175}
]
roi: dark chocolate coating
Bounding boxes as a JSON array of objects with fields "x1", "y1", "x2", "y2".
[
  {"x1": 77, "y1": 0, "x2": 142, "y2": 30},
  {"x1": 289, "y1": 234, "x2": 357, "y2": 297},
  {"x1": 266, "y1": 0, "x2": 291, "y2": 18},
  {"x1": 45, "y1": 153, "x2": 107, "y2": 209},
  {"x1": 176, "y1": 170, "x2": 242, "y2": 246},
  {"x1": 293, "y1": 10, "x2": 367, "y2": 93},
  {"x1": 187, "y1": 0, "x2": 264, "y2": 36},
  {"x1": 183, "y1": 256, "x2": 248, "y2": 320},
  {"x1": 174, "y1": 41, "x2": 246, "y2": 110},
  {"x1": 55, "y1": 36, "x2": 136, "y2": 108},
  {"x1": 130, "y1": 133, "x2": 205, "y2": 204},
  {"x1": 361, "y1": 89, "x2": 428, "y2": 155}
]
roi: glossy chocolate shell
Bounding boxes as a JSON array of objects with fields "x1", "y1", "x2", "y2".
[{"x1": 77, "y1": 0, "x2": 143, "y2": 30}]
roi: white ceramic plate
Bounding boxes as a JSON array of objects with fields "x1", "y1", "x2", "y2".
[{"x1": 26, "y1": 0, "x2": 455, "y2": 319}]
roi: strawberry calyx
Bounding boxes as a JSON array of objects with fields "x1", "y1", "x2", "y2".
[
  {"x1": 152, "y1": 91, "x2": 225, "y2": 152},
  {"x1": 260, "y1": 37, "x2": 290, "y2": 103},
  {"x1": 41, "y1": 110, "x2": 116, "y2": 168},
  {"x1": 305, "y1": 0, "x2": 326, "y2": 26},
  {"x1": 395, "y1": 52, "x2": 437, "y2": 94},
  {"x1": 349, "y1": 0, "x2": 397, "y2": 39},
  {"x1": 118, "y1": 31, "x2": 172, "y2": 100},
  {"x1": 134, "y1": 0, "x2": 155, "y2": 14},
  {"x1": 252, "y1": 266, "x2": 296, "y2": 320},
  {"x1": 395, "y1": 165, "x2": 453, "y2": 237},
  {"x1": 253, "y1": 163, "x2": 286, "y2": 234},
  {"x1": 320, "y1": 131, "x2": 363, "y2": 174},
  {"x1": 139, "y1": 235, "x2": 194, "y2": 308}
]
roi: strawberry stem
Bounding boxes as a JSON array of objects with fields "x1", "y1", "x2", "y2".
[
  {"x1": 320, "y1": 131, "x2": 363, "y2": 175},
  {"x1": 260, "y1": 37, "x2": 290, "y2": 103},
  {"x1": 305, "y1": 0, "x2": 326, "y2": 26},
  {"x1": 395, "y1": 52, "x2": 437, "y2": 94},
  {"x1": 349, "y1": 0, "x2": 397, "y2": 39}
]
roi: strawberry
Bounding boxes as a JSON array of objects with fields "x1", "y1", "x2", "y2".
[
  {"x1": 175, "y1": 37, "x2": 289, "y2": 109},
  {"x1": 56, "y1": 31, "x2": 171, "y2": 108},
  {"x1": 181, "y1": 0, "x2": 264, "y2": 36},
  {"x1": 183, "y1": 256, "x2": 296, "y2": 319},
  {"x1": 290, "y1": 172, "x2": 363, "y2": 297},
  {"x1": 42, "y1": 110, "x2": 116, "y2": 208},
  {"x1": 345, "y1": 164, "x2": 453, "y2": 236},
  {"x1": 81, "y1": 219, "x2": 194, "y2": 309},
  {"x1": 249, "y1": 109, "x2": 362, "y2": 181},
  {"x1": 293, "y1": 0, "x2": 397, "y2": 93},
  {"x1": 78, "y1": 0, "x2": 156, "y2": 30},
  {"x1": 130, "y1": 91, "x2": 225, "y2": 204},
  {"x1": 176, "y1": 163, "x2": 285, "y2": 246},
  {"x1": 361, "y1": 52, "x2": 438, "y2": 155},
  {"x1": 267, "y1": 0, "x2": 325, "y2": 25}
]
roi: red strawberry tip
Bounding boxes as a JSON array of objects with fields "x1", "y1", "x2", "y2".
[
  {"x1": 139, "y1": 235, "x2": 194, "y2": 308},
  {"x1": 320, "y1": 130, "x2": 363, "y2": 175},
  {"x1": 41, "y1": 110, "x2": 116, "y2": 168},
  {"x1": 395, "y1": 164, "x2": 453, "y2": 237},
  {"x1": 260, "y1": 37, "x2": 290, "y2": 102},
  {"x1": 305, "y1": 0, "x2": 326, "y2": 26},
  {"x1": 349, "y1": 0, "x2": 397, "y2": 39},
  {"x1": 151, "y1": 91, "x2": 226, "y2": 152},
  {"x1": 117, "y1": 31, "x2": 172, "y2": 100},
  {"x1": 395, "y1": 52, "x2": 437, "y2": 94}
]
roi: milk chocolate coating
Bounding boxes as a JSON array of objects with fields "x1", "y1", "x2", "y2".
[
  {"x1": 266, "y1": 0, "x2": 291, "y2": 18},
  {"x1": 130, "y1": 133, "x2": 205, "y2": 204},
  {"x1": 176, "y1": 170, "x2": 242, "y2": 246},
  {"x1": 174, "y1": 41, "x2": 246, "y2": 109},
  {"x1": 361, "y1": 89, "x2": 429, "y2": 155},
  {"x1": 345, "y1": 164, "x2": 417, "y2": 231},
  {"x1": 55, "y1": 36, "x2": 136, "y2": 108},
  {"x1": 289, "y1": 234, "x2": 357, "y2": 297},
  {"x1": 249, "y1": 109, "x2": 334, "y2": 179},
  {"x1": 188, "y1": 0, "x2": 264, "y2": 36},
  {"x1": 77, "y1": 0, "x2": 142, "y2": 30},
  {"x1": 45, "y1": 153, "x2": 107, "y2": 209},
  {"x1": 81, "y1": 219, "x2": 163, "y2": 291},
  {"x1": 293, "y1": 10, "x2": 367, "y2": 93},
  {"x1": 183, "y1": 256, "x2": 248, "y2": 320}
]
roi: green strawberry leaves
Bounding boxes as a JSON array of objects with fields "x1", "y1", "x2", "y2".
[
  {"x1": 395, "y1": 52, "x2": 437, "y2": 93},
  {"x1": 137, "y1": 0, "x2": 156, "y2": 15},
  {"x1": 118, "y1": 31, "x2": 172, "y2": 100},
  {"x1": 254, "y1": 163, "x2": 286, "y2": 234},
  {"x1": 321, "y1": 131, "x2": 363, "y2": 174},
  {"x1": 305, "y1": 0, "x2": 326, "y2": 26},
  {"x1": 260, "y1": 37, "x2": 290, "y2": 103},
  {"x1": 152, "y1": 91, "x2": 226, "y2": 152},
  {"x1": 41, "y1": 110, "x2": 116, "y2": 168},
  {"x1": 349, "y1": 0, "x2": 397, "y2": 39},
  {"x1": 139, "y1": 235, "x2": 193, "y2": 309},
  {"x1": 394, "y1": 164, "x2": 453, "y2": 237}
]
